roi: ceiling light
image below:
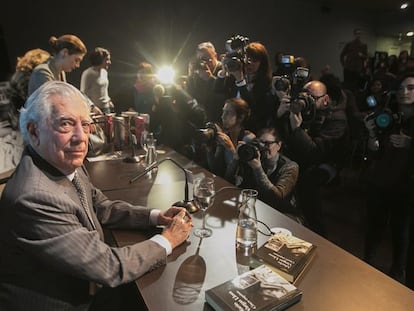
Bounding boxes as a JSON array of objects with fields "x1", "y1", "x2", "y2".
[{"x1": 406, "y1": 31, "x2": 414, "y2": 37}]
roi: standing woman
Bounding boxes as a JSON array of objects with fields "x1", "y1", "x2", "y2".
[
  {"x1": 28, "y1": 34, "x2": 87, "y2": 95},
  {"x1": 80, "y1": 47, "x2": 113, "y2": 114},
  {"x1": 217, "y1": 42, "x2": 276, "y2": 132}
]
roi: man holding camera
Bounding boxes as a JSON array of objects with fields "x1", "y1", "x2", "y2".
[
  {"x1": 187, "y1": 41, "x2": 224, "y2": 123},
  {"x1": 277, "y1": 80, "x2": 348, "y2": 236}
]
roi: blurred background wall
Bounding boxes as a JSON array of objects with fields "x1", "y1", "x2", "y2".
[{"x1": 0, "y1": 0, "x2": 412, "y2": 93}]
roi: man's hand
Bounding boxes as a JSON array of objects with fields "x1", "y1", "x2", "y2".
[
  {"x1": 289, "y1": 111, "x2": 303, "y2": 130},
  {"x1": 157, "y1": 207, "x2": 191, "y2": 226},
  {"x1": 161, "y1": 208, "x2": 193, "y2": 249},
  {"x1": 277, "y1": 93, "x2": 291, "y2": 118}
]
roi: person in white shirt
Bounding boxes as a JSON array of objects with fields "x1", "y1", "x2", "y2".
[{"x1": 80, "y1": 47, "x2": 114, "y2": 114}]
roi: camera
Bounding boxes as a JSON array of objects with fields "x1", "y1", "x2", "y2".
[
  {"x1": 290, "y1": 92, "x2": 316, "y2": 115},
  {"x1": 365, "y1": 108, "x2": 403, "y2": 134},
  {"x1": 225, "y1": 34, "x2": 249, "y2": 53},
  {"x1": 281, "y1": 55, "x2": 295, "y2": 65},
  {"x1": 238, "y1": 139, "x2": 268, "y2": 162},
  {"x1": 223, "y1": 35, "x2": 249, "y2": 72},
  {"x1": 194, "y1": 122, "x2": 220, "y2": 144},
  {"x1": 273, "y1": 67, "x2": 314, "y2": 117}
]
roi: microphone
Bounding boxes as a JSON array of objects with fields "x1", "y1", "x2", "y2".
[
  {"x1": 124, "y1": 133, "x2": 141, "y2": 163},
  {"x1": 129, "y1": 157, "x2": 199, "y2": 213}
]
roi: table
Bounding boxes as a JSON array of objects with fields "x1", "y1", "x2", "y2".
[{"x1": 86, "y1": 147, "x2": 414, "y2": 311}]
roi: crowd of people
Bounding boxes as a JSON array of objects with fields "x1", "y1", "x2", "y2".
[{"x1": 0, "y1": 28, "x2": 414, "y2": 309}]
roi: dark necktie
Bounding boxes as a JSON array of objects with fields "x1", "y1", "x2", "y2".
[{"x1": 72, "y1": 173, "x2": 96, "y2": 229}]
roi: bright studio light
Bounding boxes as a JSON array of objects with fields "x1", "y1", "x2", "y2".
[
  {"x1": 407, "y1": 31, "x2": 414, "y2": 37},
  {"x1": 157, "y1": 66, "x2": 175, "y2": 85},
  {"x1": 400, "y1": 3, "x2": 409, "y2": 9}
]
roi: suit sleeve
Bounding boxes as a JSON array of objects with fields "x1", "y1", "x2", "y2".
[{"x1": 14, "y1": 189, "x2": 166, "y2": 287}]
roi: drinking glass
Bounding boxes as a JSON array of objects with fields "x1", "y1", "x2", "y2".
[{"x1": 193, "y1": 177, "x2": 215, "y2": 238}]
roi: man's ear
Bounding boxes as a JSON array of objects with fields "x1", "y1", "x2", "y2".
[
  {"x1": 27, "y1": 122, "x2": 40, "y2": 146},
  {"x1": 323, "y1": 94, "x2": 330, "y2": 106}
]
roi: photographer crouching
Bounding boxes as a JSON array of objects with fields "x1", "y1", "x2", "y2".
[
  {"x1": 363, "y1": 72, "x2": 414, "y2": 285},
  {"x1": 225, "y1": 127, "x2": 300, "y2": 218},
  {"x1": 276, "y1": 80, "x2": 348, "y2": 236}
]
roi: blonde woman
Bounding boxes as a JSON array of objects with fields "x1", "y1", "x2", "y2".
[{"x1": 7, "y1": 48, "x2": 50, "y2": 118}]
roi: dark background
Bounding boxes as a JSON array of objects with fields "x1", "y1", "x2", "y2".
[{"x1": 0, "y1": 0, "x2": 413, "y2": 94}]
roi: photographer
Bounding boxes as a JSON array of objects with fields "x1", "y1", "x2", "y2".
[
  {"x1": 225, "y1": 127, "x2": 299, "y2": 217},
  {"x1": 216, "y1": 39, "x2": 277, "y2": 132},
  {"x1": 205, "y1": 97, "x2": 255, "y2": 177},
  {"x1": 363, "y1": 72, "x2": 414, "y2": 284},
  {"x1": 187, "y1": 42, "x2": 225, "y2": 123},
  {"x1": 278, "y1": 80, "x2": 348, "y2": 236}
]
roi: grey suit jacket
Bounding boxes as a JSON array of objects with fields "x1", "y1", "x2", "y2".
[
  {"x1": 0, "y1": 147, "x2": 166, "y2": 310},
  {"x1": 28, "y1": 57, "x2": 67, "y2": 96}
]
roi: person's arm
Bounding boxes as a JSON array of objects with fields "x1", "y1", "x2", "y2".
[
  {"x1": 251, "y1": 159, "x2": 299, "y2": 200},
  {"x1": 14, "y1": 188, "x2": 168, "y2": 287}
]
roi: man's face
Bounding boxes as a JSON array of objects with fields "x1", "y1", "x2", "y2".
[
  {"x1": 397, "y1": 77, "x2": 414, "y2": 105},
  {"x1": 196, "y1": 48, "x2": 217, "y2": 72},
  {"x1": 306, "y1": 86, "x2": 329, "y2": 110},
  {"x1": 32, "y1": 94, "x2": 91, "y2": 175}
]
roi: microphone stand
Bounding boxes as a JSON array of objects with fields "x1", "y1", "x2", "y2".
[{"x1": 129, "y1": 157, "x2": 199, "y2": 213}]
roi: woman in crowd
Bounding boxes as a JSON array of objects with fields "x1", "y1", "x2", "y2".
[
  {"x1": 7, "y1": 48, "x2": 50, "y2": 126},
  {"x1": 216, "y1": 42, "x2": 276, "y2": 132},
  {"x1": 363, "y1": 72, "x2": 414, "y2": 284},
  {"x1": 28, "y1": 34, "x2": 87, "y2": 95},
  {"x1": 206, "y1": 97, "x2": 255, "y2": 177},
  {"x1": 80, "y1": 47, "x2": 113, "y2": 114}
]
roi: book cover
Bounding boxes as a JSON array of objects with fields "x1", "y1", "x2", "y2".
[
  {"x1": 252, "y1": 233, "x2": 316, "y2": 283},
  {"x1": 205, "y1": 264, "x2": 302, "y2": 311}
]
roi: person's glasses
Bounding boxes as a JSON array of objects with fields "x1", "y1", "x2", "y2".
[{"x1": 309, "y1": 94, "x2": 326, "y2": 101}]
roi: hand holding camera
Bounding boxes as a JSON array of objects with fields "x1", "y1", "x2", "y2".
[
  {"x1": 276, "y1": 93, "x2": 291, "y2": 118},
  {"x1": 216, "y1": 131, "x2": 237, "y2": 154},
  {"x1": 289, "y1": 110, "x2": 303, "y2": 130}
]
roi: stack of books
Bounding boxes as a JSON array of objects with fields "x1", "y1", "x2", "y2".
[
  {"x1": 205, "y1": 264, "x2": 302, "y2": 311},
  {"x1": 205, "y1": 232, "x2": 316, "y2": 310}
]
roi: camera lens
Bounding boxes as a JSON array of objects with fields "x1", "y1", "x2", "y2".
[
  {"x1": 274, "y1": 78, "x2": 290, "y2": 92},
  {"x1": 238, "y1": 144, "x2": 257, "y2": 162},
  {"x1": 375, "y1": 112, "x2": 393, "y2": 129}
]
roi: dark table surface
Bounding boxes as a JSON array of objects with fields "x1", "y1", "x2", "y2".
[{"x1": 86, "y1": 147, "x2": 414, "y2": 311}]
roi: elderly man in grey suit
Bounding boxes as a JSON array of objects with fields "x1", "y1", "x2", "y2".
[{"x1": 0, "y1": 81, "x2": 193, "y2": 310}]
